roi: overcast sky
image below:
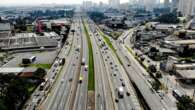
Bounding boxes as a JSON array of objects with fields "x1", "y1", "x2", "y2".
[{"x1": 0, "y1": 0, "x2": 164, "y2": 6}]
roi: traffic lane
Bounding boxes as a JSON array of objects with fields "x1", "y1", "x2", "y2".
[
  {"x1": 41, "y1": 26, "x2": 80, "y2": 110},
  {"x1": 76, "y1": 21, "x2": 89, "y2": 110},
  {"x1": 116, "y1": 44, "x2": 167, "y2": 110},
  {"x1": 95, "y1": 29, "x2": 138, "y2": 110},
  {"x1": 119, "y1": 44, "x2": 176, "y2": 109},
  {"x1": 46, "y1": 50, "x2": 78, "y2": 110},
  {"x1": 101, "y1": 49, "x2": 130, "y2": 110},
  {"x1": 89, "y1": 31, "x2": 107, "y2": 110},
  {"x1": 87, "y1": 21, "x2": 117, "y2": 110},
  {"x1": 25, "y1": 29, "x2": 75, "y2": 110}
]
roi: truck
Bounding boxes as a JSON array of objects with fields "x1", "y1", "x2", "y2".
[
  {"x1": 59, "y1": 58, "x2": 65, "y2": 65},
  {"x1": 75, "y1": 45, "x2": 80, "y2": 52},
  {"x1": 81, "y1": 58, "x2": 85, "y2": 65},
  {"x1": 117, "y1": 86, "x2": 124, "y2": 98},
  {"x1": 172, "y1": 89, "x2": 183, "y2": 100},
  {"x1": 22, "y1": 56, "x2": 36, "y2": 64},
  {"x1": 84, "y1": 65, "x2": 88, "y2": 71}
]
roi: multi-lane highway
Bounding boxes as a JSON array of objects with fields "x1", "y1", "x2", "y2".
[
  {"x1": 86, "y1": 18, "x2": 142, "y2": 110},
  {"x1": 23, "y1": 17, "x2": 78, "y2": 110},
  {"x1": 112, "y1": 27, "x2": 177, "y2": 110},
  {"x1": 73, "y1": 17, "x2": 89, "y2": 110},
  {"x1": 24, "y1": 11, "x2": 177, "y2": 110},
  {"x1": 39, "y1": 16, "x2": 83, "y2": 110},
  {"x1": 85, "y1": 19, "x2": 115, "y2": 110}
]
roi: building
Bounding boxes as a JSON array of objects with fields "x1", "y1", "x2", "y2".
[
  {"x1": 175, "y1": 69, "x2": 195, "y2": 83},
  {"x1": 164, "y1": 0, "x2": 170, "y2": 8},
  {"x1": 178, "y1": 0, "x2": 195, "y2": 16},
  {"x1": 0, "y1": 33, "x2": 59, "y2": 51},
  {"x1": 0, "y1": 67, "x2": 24, "y2": 75},
  {"x1": 83, "y1": 1, "x2": 93, "y2": 10},
  {"x1": 0, "y1": 23, "x2": 11, "y2": 39},
  {"x1": 129, "y1": 0, "x2": 136, "y2": 5},
  {"x1": 171, "y1": 0, "x2": 179, "y2": 10},
  {"x1": 109, "y1": 0, "x2": 120, "y2": 9},
  {"x1": 138, "y1": 0, "x2": 157, "y2": 11}
]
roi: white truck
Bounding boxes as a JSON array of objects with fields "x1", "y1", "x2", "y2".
[
  {"x1": 81, "y1": 58, "x2": 85, "y2": 65},
  {"x1": 117, "y1": 86, "x2": 124, "y2": 98}
]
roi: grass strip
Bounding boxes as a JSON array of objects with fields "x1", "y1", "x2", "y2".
[
  {"x1": 83, "y1": 21, "x2": 95, "y2": 91},
  {"x1": 97, "y1": 29, "x2": 123, "y2": 65}
]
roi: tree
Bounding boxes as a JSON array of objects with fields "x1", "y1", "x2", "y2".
[
  {"x1": 148, "y1": 65, "x2": 157, "y2": 73},
  {"x1": 34, "y1": 68, "x2": 46, "y2": 79},
  {"x1": 157, "y1": 12, "x2": 179, "y2": 24},
  {"x1": 151, "y1": 81, "x2": 161, "y2": 91},
  {"x1": 0, "y1": 99, "x2": 7, "y2": 110},
  {"x1": 177, "y1": 95, "x2": 195, "y2": 110},
  {"x1": 155, "y1": 71, "x2": 162, "y2": 78}
]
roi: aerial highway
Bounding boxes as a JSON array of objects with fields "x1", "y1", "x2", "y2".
[
  {"x1": 72, "y1": 17, "x2": 89, "y2": 110},
  {"x1": 85, "y1": 19, "x2": 115, "y2": 110},
  {"x1": 86, "y1": 17, "x2": 142, "y2": 110},
  {"x1": 38, "y1": 16, "x2": 83, "y2": 110},
  {"x1": 23, "y1": 17, "x2": 78, "y2": 110},
  {"x1": 111, "y1": 28, "x2": 177, "y2": 110}
]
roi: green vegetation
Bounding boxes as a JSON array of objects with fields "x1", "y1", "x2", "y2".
[
  {"x1": 98, "y1": 30, "x2": 116, "y2": 52},
  {"x1": 157, "y1": 11, "x2": 179, "y2": 24},
  {"x1": 87, "y1": 11, "x2": 105, "y2": 23},
  {"x1": 0, "y1": 73, "x2": 41, "y2": 110},
  {"x1": 125, "y1": 46, "x2": 148, "y2": 70},
  {"x1": 98, "y1": 29, "x2": 123, "y2": 65},
  {"x1": 110, "y1": 31, "x2": 122, "y2": 40},
  {"x1": 151, "y1": 80, "x2": 161, "y2": 91},
  {"x1": 33, "y1": 68, "x2": 47, "y2": 78},
  {"x1": 20, "y1": 63, "x2": 51, "y2": 69},
  {"x1": 83, "y1": 21, "x2": 95, "y2": 91},
  {"x1": 177, "y1": 95, "x2": 195, "y2": 110}
]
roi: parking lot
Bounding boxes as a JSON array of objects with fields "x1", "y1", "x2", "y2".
[{"x1": 3, "y1": 50, "x2": 58, "y2": 67}]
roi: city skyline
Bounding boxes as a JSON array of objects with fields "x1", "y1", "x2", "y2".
[{"x1": 0, "y1": 0, "x2": 164, "y2": 6}]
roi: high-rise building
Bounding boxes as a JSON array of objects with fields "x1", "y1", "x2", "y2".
[
  {"x1": 178, "y1": 0, "x2": 195, "y2": 16},
  {"x1": 83, "y1": 1, "x2": 93, "y2": 10},
  {"x1": 129, "y1": 0, "x2": 136, "y2": 5},
  {"x1": 164, "y1": 0, "x2": 170, "y2": 8},
  {"x1": 171, "y1": 0, "x2": 179, "y2": 10},
  {"x1": 109, "y1": 0, "x2": 120, "y2": 9},
  {"x1": 138, "y1": 0, "x2": 157, "y2": 11}
]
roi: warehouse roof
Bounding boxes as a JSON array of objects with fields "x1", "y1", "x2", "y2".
[
  {"x1": 176, "y1": 70, "x2": 195, "y2": 79},
  {"x1": 0, "y1": 67, "x2": 24, "y2": 75}
]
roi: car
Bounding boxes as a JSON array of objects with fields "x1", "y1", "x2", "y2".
[
  {"x1": 126, "y1": 92, "x2": 130, "y2": 96},
  {"x1": 79, "y1": 76, "x2": 83, "y2": 83},
  {"x1": 69, "y1": 78, "x2": 73, "y2": 82},
  {"x1": 115, "y1": 98, "x2": 119, "y2": 103},
  {"x1": 110, "y1": 62, "x2": 113, "y2": 65},
  {"x1": 127, "y1": 64, "x2": 131, "y2": 67},
  {"x1": 84, "y1": 65, "x2": 88, "y2": 71},
  {"x1": 61, "y1": 79, "x2": 64, "y2": 83},
  {"x1": 122, "y1": 82, "x2": 125, "y2": 87}
]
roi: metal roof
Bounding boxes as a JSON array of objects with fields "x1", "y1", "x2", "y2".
[{"x1": 0, "y1": 67, "x2": 24, "y2": 74}]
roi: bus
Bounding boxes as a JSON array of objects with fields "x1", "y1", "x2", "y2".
[{"x1": 172, "y1": 89, "x2": 183, "y2": 100}]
